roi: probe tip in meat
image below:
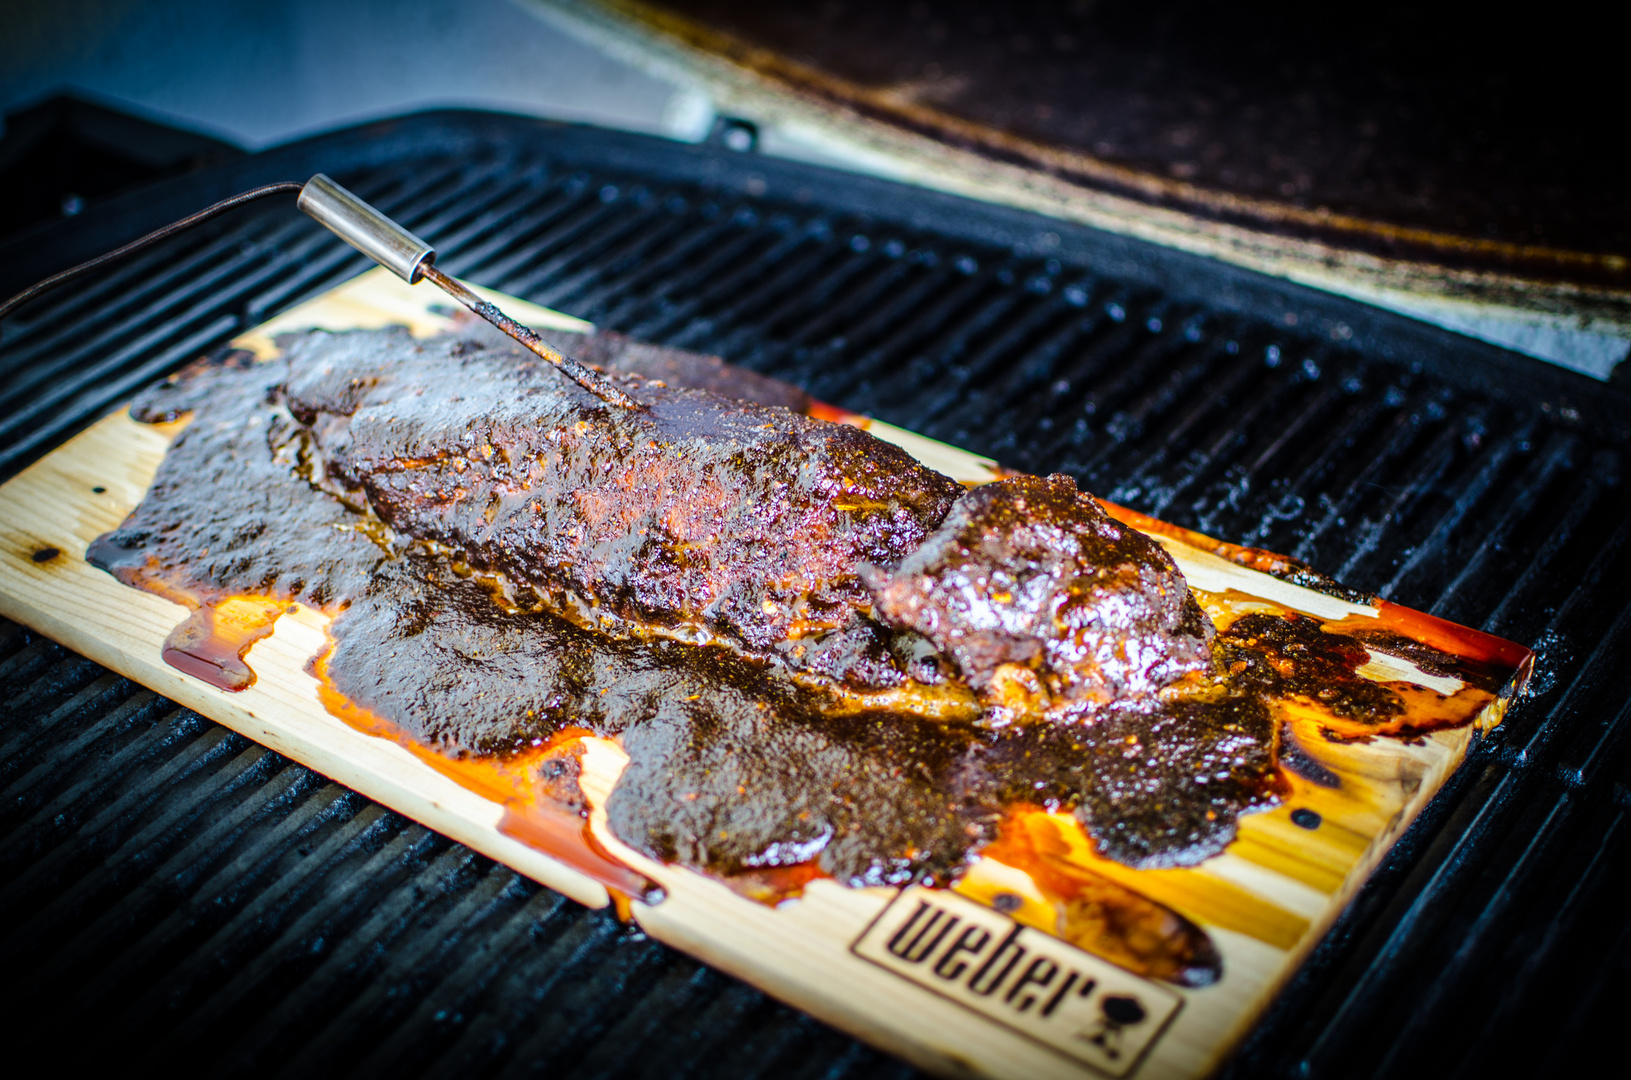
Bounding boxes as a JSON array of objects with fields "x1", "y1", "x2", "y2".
[
  {"x1": 297, "y1": 173, "x2": 640, "y2": 409},
  {"x1": 418, "y1": 264, "x2": 641, "y2": 409}
]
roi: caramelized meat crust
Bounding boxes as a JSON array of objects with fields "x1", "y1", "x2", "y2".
[
  {"x1": 984, "y1": 695, "x2": 1281, "y2": 868},
  {"x1": 278, "y1": 327, "x2": 965, "y2": 687},
  {"x1": 327, "y1": 557, "x2": 998, "y2": 887},
  {"x1": 90, "y1": 328, "x2": 1351, "y2": 887},
  {"x1": 88, "y1": 353, "x2": 388, "y2": 610},
  {"x1": 865, "y1": 474, "x2": 1214, "y2": 716}
]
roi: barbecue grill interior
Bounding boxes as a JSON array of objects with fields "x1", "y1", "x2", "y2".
[{"x1": 1, "y1": 107, "x2": 1627, "y2": 1079}]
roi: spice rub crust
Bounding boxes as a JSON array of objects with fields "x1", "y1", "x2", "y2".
[
  {"x1": 279, "y1": 326, "x2": 964, "y2": 688},
  {"x1": 865, "y1": 474, "x2": 1214, "y2": 719}
]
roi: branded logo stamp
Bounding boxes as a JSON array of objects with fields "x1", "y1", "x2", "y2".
[{"x1": 853, "y1": 887, "x2": 1182, "y2": 1076}]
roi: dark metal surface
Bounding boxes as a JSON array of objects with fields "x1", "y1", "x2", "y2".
[
  {"x1": 1, "y1": 111, "x2": 1628, "y2": 1078},
  {"x1": 0, "y1": 94, "x2": 243, "y2": 241},
  {"x1": 626, "y1": 0, "x2": 1631, "y2": 281}
]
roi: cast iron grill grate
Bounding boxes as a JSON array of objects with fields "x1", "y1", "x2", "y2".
[{"x1": 0, "y1": 113, "x2": 1627, "y2": 1078}]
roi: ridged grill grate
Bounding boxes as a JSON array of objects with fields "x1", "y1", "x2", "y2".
[{"x1": 1, "y1": 113, "x2": 1628, "y2": 1078}]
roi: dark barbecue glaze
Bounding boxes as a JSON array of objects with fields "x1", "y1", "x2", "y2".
[
  {"x1": 84, "y1": 345, "x2": 1272, "y2": 881},
  {"x1": 87, "y1": 352, "x2": 389, "y2": 611},
  {"x1": 85, "y1": 325, "x2": 1506, "y2": 898},
  {"x1": 865, "y1": 474, "x2": 1213, "y2": 720},
  {"x1": 542, "y1": 326, "x2": 812, "y2": 413},
  {"x1": 983, "y1": 694, "x2": 1280, "y2": 868},
  {"x1": 325, "y1": 556, "x2": 997, "y2": 887},
  {"x1": 278, "y1": 325, "x2": 964, "y2": 689},
  {"x1": 1214, "y1": 614, "x2": 1403, "y2": 724}
]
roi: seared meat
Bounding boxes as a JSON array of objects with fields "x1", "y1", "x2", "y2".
[
  {"x1": 279, "y1": 326, "x2": 965, "y2": 688},
  {"x1": 540, "y1": 326, "x2": 812, "y2": 413},
  {"x1": 88, "y1": 352, "x2": 388, "y2": 611},
  {"x1": 864, "y1": 474, "x2": 1214, "y2": 718},
  {"x1": 327, "y1": 556, "x2": 998, "y2": 887},
  {"x1": 87, "y1": 323, "x2": 1512, "y2": 887},
  {"x1": 89, "y1": 329, "x2": 1349, "y2": 882}
]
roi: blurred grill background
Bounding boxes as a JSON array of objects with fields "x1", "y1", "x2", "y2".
[{"x1": 2, "y1": 3, "x2": 1628, "y2": 1078}]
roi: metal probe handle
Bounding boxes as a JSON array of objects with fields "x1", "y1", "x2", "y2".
[
  {"x1": 295, "y1": 174, "x2": 638, "y2": 408},
  {"x1": 298, "y1": 174, "x2": 435, "y2": 284}
]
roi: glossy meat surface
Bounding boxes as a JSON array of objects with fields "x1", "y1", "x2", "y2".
[
  {"x1": 542, "y1": 326, "x2": 811, "y2": 413},
  {"x1": 865, "y1": 474, "x2": 1214, "y2": 719},
  {"x1": 326, "y1": 556, "x2": 998, "y2": 887},
  {"x1": 279, "y1": 326, "x2": 964, "y2": 688},
  {"x1": 88, "y1": 352, "x2": 387, "y2": 611}
]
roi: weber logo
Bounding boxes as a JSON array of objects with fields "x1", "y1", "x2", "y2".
[{"x1": 853, "y1": 888, "x2": 1181, "y2": 1076}]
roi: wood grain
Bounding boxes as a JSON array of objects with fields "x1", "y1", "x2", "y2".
[{"x1": 0, "y1": 268, "x2": 1523, "y2": 1080}]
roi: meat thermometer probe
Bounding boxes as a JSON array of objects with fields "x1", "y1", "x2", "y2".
[
  {"x1": 0, "y1": 174, "x2": 637, "y2": 409},
  {"x1": 296, "y1": 174, "x2": 638, "y2": 409}
]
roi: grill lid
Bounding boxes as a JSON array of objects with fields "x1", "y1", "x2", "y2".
[{"x1": 527, "y1": 0, "x2": 1631, "y2": 376}]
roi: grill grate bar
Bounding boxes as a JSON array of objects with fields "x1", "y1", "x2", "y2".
[
  {"x1": 772, "y1": 249, "x2": 932, "y2": 351},
  {"x1": 0, "y1": 716, "x2": 239, "y2": 952},
  {"x1": 1368, "y1": 788, "x2": 1579, "y2": 1076},
  {"x1": 1480, "y1": 466, "x2": 1616, "y2": 637},
  {"x1": 0, "y1": 315, "x2": 239, "y2": 472},
  {"x1": 1090, "y1": 336, "x2": 1264, "y2": 506},
  {"x1": 45, "y1": 755, "x2": 315, "y2": 991},
  {"x1": 1458, "y1": 805, "x2": 1631, "y2": 1079},
  {"x1": 1378, "y1": 419, "x2": 1539, "y2": 603},
  {"x1": 1425, "y1": 431, "x2": 1581, "y2": 624},
  {"x1": 1556, "y1": 685, "x2": 1631, "y2": 789},
  {"x1": 1515, "y1": 597, "x2": 1631, "y2": 764},
  {"x1": 911, "y1": 294, "x2": 1080, "y2": 428},
  {"x1": 773, "y1": 261, "x2": 949, "y2": 392},
  {"x1": 627, "y1": 227, "x2": 816, "y2": 349},
  {"x1": 1107, "y1": 354, "x2": 1306, "y2": 532},
  {"x1": 571, "y1": 211, "x2": 751, "y2": 332},
  {"x1": 438, "y1": 172, "x2": 589, "y2": 278},
  {"x1": 1283, "y1": 397, "x2": 1430, "y2": 565},
  {"x1": 1, "y1": 231, "x2": 243, "y2": 373},
  {"x1": 274, "y1": 879, "x2": 564, "y2": 1076},
  {"x1": 1242, "y1": 389, "x2": 1390, "y2": 551},
  {"x1": 690, "y1": 237, "x2": 863, "y2": 359},
  {"x1": 399, "y1": 901, "x2": 631, "y2": 1077},
  {"x1": 1, "y1": 691, "x2": 185, "y2": 855},
  {"x1": 760, "y1": 252, "x2": 948, "y2": 374},
  {"x1": 170, "y1": 832, "x2": 487, "y2": 1062},
  {"x1": 1330, "y1": 412, "x2": 1467, "y2": 589},
  {"x1": 550, "y1": 211, "x2": 725, "y2": 323},
  {"x1": 1294, "y1": 759, "x2": 1530, "y2": 1075},
  {"x1": 484, "y1": 195, "x2": 653, "y2": 302},
  {"x1": 75, "y1": 776, "x2": 355, "y2": 1014},
  {"x1": 511, "y1": 197, "x2": 683, "y2": 310},
  {"x1": 863, "y1": 281, "x2": 1028, "y2": 422},
  {"x1": 716, "y1": 248, "x2": 882, "y2": 364}
]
